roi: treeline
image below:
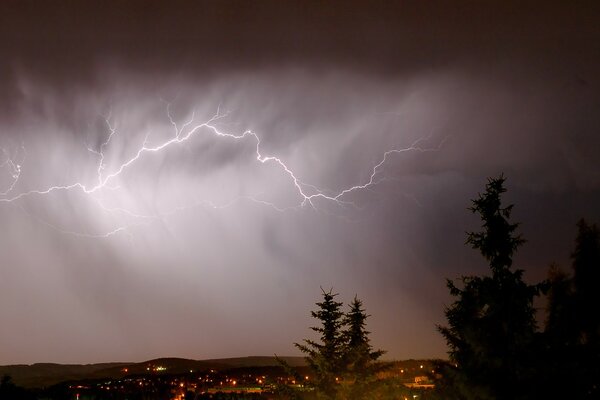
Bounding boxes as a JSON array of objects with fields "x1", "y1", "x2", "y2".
[
  {"x1": 433, "y1": 176, "x2": 599, "y2": 400},
  {"x1": 285, "y1": 175, "x2": 599, "y2": 400}
]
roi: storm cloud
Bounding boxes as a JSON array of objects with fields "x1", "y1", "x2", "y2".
[{"x1": 1, "y1": 1, "x2": 599, "y2": 363}]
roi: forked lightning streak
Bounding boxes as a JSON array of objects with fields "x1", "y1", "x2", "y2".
[{"x1": 0, "y1": 105, "x2": 444, "y2": 237}]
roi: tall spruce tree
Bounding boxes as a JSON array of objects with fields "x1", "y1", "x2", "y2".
[
  {"x1": 541, "y1": 220, "x2": 600, "y2": 399},
  {"x1": 537, "y1": 263, "x2": 575, "y2": 400},
  {"x1": 341, "y1": 296, "x2": 386, "y2": 400},
  {"x1": 545, "y1": 264, "x2": 576, "y2": 346},
  {"x1": 436, "y1": 175, "x2": 540, "y2": 400},
  {"x1": 571, "y1": 219, "x2": 600, "y2": 398},
  {"x1": 295, "y1": 288, "x2": 346, "y2": 400},
  {"x1": 572, "y1": 219, "x2": 600, "y2": 347},
  {"x1": 290, "y1": 291, "x2": 389, "y2": 400}
]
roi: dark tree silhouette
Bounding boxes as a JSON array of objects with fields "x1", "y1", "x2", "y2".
[
  {"x1": 465, "y1": 175, "x2": 525, "y2": 272},
  {"x1": 543, "y1": 219, "x2": 600, "y2": 399},
  {"x1": 572, "y1": 219, "x2": 600, "y2": 346},
  {"x1": 340, "y1": 296, "x2": 386, "y2": 400},
  {"x1": 545, "y1": 263, "x2": 576, "y2": 345},
  {"x1": 0, "y1": 375, "x2": 36, "y2": 400},
  {"x1": 572, "y1": 219, "x2": 600, "y2": 398},
  {"x1": 287, "y1": 290, "x2": 390, "y2": 400},
  {"x1": 436, "y1": 175, "x2": 540, "y2": 400},
  {"x1": 295, "y1": 288, "x2": 346, "y2": 400}
]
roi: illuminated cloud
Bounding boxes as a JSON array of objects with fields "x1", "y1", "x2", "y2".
[{"x1": 0, "y1": 1, "x2": 598, "y2": 363}]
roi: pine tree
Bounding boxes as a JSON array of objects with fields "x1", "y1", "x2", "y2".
[
  {"x1": 545, "y1": 264, "x2": 576, "y2": 346},
  {"x1": 290, "y1": 291, "x2": 390, "y2": 400},
  {"x1": 295, "y1": 288, "x2": 346, "y2": 400},
  {"x1": 341, "y1": 296, "x2": 386, "y2": 400},
  {"x1": 542, "y1": 219, "x2": 600, "y2": 399},
  {"x1": 572, "y1": 219, "x2": 600, "y2": 346},
  {"x1": 436, "y1": 175, "x2": 540, "y2": 400},
  {"x1": 569, "y1": 219, "x2": 600, "y2": 397}
]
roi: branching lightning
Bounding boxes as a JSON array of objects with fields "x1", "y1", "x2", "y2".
[
  {"x1": 0, "y1": 102, "x2": 444, "y2": 238},
  {"x1": 0, "y1": 145, "x2": 25, "y2": 196}
]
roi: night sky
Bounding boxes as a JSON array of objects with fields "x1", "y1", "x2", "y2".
[{"x1": 1, "y1": 1, "x2": 599, "y2": 364}]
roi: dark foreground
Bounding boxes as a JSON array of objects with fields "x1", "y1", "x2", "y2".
[{"x1": 0, "y1": 357, "x2": 435, "y2": 400}]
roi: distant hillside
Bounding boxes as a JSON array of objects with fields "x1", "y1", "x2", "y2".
[
  {"x1": 0, "y1": 362, "x2": 129, "y2": 388},
  {"x1": 0, "y1": 356, "x2": 306, "y2": 388}
]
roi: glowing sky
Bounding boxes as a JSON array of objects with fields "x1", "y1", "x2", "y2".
[{"x1": 1, "y1": 1, "x2": 599, "y2": 364}]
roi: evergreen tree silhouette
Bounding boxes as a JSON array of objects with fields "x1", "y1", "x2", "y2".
[
  {"x1": 436, "y1": 175, "x2": 540, "y2": 400},
  {"x1": 295, "y1": 288, "x2": 346, "y2": 400},
  {"x1": 340, "y1": 296, "x2": 386, "y2": 400},
  {"x1": 544, "y1": 219, "x2": 600, "y2": 398}
]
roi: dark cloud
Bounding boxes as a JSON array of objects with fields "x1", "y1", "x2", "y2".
[{"x1": 1, "y1": 1, "x2": 599, "y2": 363}]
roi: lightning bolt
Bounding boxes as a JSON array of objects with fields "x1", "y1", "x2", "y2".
[
  {"x1": 0, "y1": 144, "x2": 25, "y2": 196},
  {"x1": 0, "y1": 102, "x2": 445, "y2": 238}
]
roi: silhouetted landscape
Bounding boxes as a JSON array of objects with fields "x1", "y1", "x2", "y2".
[
  {"x1": 1, "y1": 357, "x2": 436, "y2": 399},
  {"x1": 0, "y1": 357, "x2": 306, "y2": 388},
  {"x1": 2, "y1": 176, "x2": 598, "y2": 398},
  {"x1": 2, "y1": 1, "x2": 599, "y2": 399}
]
